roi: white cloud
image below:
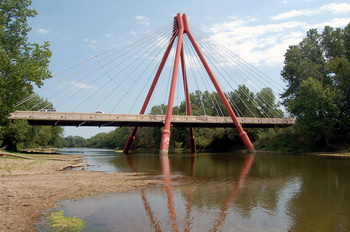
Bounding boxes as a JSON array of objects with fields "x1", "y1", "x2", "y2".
[
  {"x1": 71, "y1": 81, "x2": 95, "y2": 89},
  {"x1": 280, "y1": 0, "x2": 288, "y2": 4},
  {"x1": 84, "y1": 38, "x2": 98, "y2": 44},
  {"x1": 311, "y1": 17, "x2": 350, "y2": 29},
  {"x1": 37, "y1": 28, "x2": 50, "y2": 35},
  {"x1": 84, "y1": 38, "x2": 98, "y2": 49},
  {"x1": 207, "y1": 18, "x2": 308, "y2": 67},
  {"x1": 272, "y1": 3, "x2": 350, "y2": 21},
  {"x1": 321, "y1": 3, "x2": 350, "y2": 14},
  {"x1": 271, "y1": 9, "x2": 316, "y2": 20},
  {"x1": 136, "y1": 15, "x2": 151, "y2": 26}
]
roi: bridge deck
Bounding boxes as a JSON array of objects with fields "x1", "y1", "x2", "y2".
[{"x1": 8, "y1": 111, "x2": 296, "y2": 128}]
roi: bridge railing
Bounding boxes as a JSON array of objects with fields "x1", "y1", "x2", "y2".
[{"x1": 8, "y1": 111, "x2": 296, "y2": 128}]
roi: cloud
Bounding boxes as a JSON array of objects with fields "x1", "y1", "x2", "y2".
[
  {"x1": 321, "y1": 3, "x2": 350, "y2": 14},
  {"x1": 206, "y1": 17, "x2": 308, "y2": 67},
  {"x1": 37, "y1": 28, "x2": 50, "y2": 35},
  {"x1": 136, "y1": 15, "x2": 151, "y2": 26},
  {"x1": 311, "y1": 17, "x2": 350, "y2": 29},
  {"x1": 71, "y1": 81, "x2": 95, "y2": 89},
  {"x1": 272, "y1": 3, "x2": 350, "y2": 21},
  {"x1": 84, "y1": 38, "x2": 98, "y2": 49},
  {"x1": 84, "y1": 38, "x2": 98, "y2": 44},
  {"x1": 271, "y1": 10, "x2": 316, "y2": 20}
]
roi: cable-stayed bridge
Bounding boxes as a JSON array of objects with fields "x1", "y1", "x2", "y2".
[{"x1": 10, "y1": 13, "x2": 295, "y2": 154}]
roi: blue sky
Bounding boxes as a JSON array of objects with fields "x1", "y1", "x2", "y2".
[{"x1": 27, "y1": 0, "x2": 350, "y2": 138}]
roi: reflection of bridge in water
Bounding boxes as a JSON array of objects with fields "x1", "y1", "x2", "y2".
[{"x1": 126, "y1": 153, "x2": 255, "y2": 231}]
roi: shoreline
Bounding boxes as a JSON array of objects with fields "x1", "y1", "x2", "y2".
[{"x1": 0, "y1": 153, "x2": 161, "y2": 232}]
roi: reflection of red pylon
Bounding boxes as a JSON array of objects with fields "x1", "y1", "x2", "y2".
[
  {"x1": 123, "y1": 13, "x2": 255, "y2": 155},
  {"x1": 210, "y1": 154, "x2": 255, "y2": 231}
]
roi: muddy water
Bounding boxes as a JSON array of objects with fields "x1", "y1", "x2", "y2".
[{"x1": 54, "y1": 149, "x2": 350, "y2": 231}]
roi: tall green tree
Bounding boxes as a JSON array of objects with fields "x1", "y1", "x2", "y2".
[
  {"x1": 280, "y1": 22, "x2": 350, "y2": 150},
  {"x1": 228, "y1": 85, "x2": 257, "y2": 117},
  {"x1": 0, "y1": 0, "x2": 52, "y2": 149},
  {"x1": 256, "y1": 87, "x2": 283, "y2": 118},
  {"x1": 288, "y1": 77, "x2": 340, "y2": 149}
]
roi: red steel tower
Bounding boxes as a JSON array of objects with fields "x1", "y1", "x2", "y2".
[{"x1": 123, "y1": 13, "x2": 255, "y2": 154}]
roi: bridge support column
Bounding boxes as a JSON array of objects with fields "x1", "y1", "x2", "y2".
[
  {"x1": 189, "y1": 128, "x2": 196, "y2": 153},
  {"x1": 124, "y1": 13, "x2": 255, "y2": 154},
  {"x1": 123, "y1": 127, "x2": 137, "y2": 154},
  {"x1": 123, "y1": 26, "x2": 177, "y2": 154},
  {"x1": 159, "y1": 13, "x2": 185, "y2": 155},
  {"x1": 182, "y1": 14, "x2": 255, "y2": 152},
  {"x1": 181, "y1": 42, "x2": 196, "y2": 153}
]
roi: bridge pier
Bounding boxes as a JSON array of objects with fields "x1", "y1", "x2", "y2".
[{"x1": 159, "y1": 129, "x2": 171, "y2": 155}]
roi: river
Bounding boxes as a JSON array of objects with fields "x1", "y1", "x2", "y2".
[{"x1": 46, "y1": 148, "x2": 350, "y2": 231}]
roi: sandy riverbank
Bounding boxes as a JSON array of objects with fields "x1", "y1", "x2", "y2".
[{"x1": 0, "y1": 153, "x2": 161, "y2": 232}]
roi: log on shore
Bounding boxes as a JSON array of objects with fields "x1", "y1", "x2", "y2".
[
  {"x1": 0, "y1": 152, "x2": 34, "y2": 160},
  {"x1": 56, "y1": 162, "x2": 86, "y2": 171}
]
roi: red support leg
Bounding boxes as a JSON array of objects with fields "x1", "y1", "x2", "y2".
[
  {"x1": 124, "y1": 13, "x2": 254, "y2": 154},
  {"x1": 182, "y1": 14, "x2": 255, "y2": 152},
  {"x1": 123, "y1": 34, "x2": 177, "y2": 154},
  {"x1": 180, "y1": 45, "x2": 196, "y2": 153},
  {"x1": 160, "y1": 13, "x2": 185, "y2": 155}
]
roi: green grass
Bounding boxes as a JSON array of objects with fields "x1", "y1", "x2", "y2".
[{"x1": 45, "y1": 210, "x2": 86, "y2": 232}]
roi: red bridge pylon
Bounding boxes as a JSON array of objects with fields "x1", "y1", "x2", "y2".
[{"x1": 123, "y1": 13, "x2": 255, "y2": 155}]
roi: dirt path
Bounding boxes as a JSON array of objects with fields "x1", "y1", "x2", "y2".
[{"x1": 0, "y1": 153, "x2": 160, "y2": 232}]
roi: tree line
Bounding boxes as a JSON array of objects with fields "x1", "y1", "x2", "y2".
[
  {"x1": 257, "y1": 22, "x2": 350, "y2": 152},
  {"x1": 62, "y1": 87, "x2": 282, "y2": 151}
]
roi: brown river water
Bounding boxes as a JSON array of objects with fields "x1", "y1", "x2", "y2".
[{"x1": 41, "y1": 148, "x2": 350, "y2": 231}]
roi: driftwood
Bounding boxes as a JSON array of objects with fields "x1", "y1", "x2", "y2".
[
  {"x1": 0, "y1": 152, "x2": 34, "y2": 160},
  {"x1": 47, "y1": 157, "x2": 82, "y2": 161},
  {"x1": 56, "y1": 162, "x2": 86, "y2": 171}
]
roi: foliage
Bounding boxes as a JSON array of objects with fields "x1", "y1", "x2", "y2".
[
  {"x1": 68, "y1": 86, "x2": 282, "y2": 151},
  {"x1": 289, "y1": 77, "x2": 340, "y2": 148},
  {"x1": 0, "y1": 0, "x2": 53, "y2": 150},
  {"x1": 64, "y1": 135, "x2": 87, "y2": 148},
  {"x1": 275, "y1": 22, "x2": 350, "y2": 151},
  {"x1": 121, "y1": 88, "x2": 282, "y2": 152}
]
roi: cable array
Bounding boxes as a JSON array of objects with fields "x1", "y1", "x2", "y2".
[{"x1": 14, "y1": 20, "x2": 285, "y2": 119}]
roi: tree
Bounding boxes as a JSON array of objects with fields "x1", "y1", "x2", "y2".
[
  {"x1": 280, "y1": 22, "x2": 350, "y2": 150},
  {"x1": 228, "y1": 85, "x2": 258, "y2": 117},
  {"x1": 281, "y1": 29, "x2": 327, "y2": 105},
  {"x1": 288, "y1": 77, "x2": 340, "y2": 149},
  {"x1": 327, "y1": 57, "x2": 350, "y2": 132},
  {"x1": 0, "y1": 0, "x2": 52, "y2": 149},
  {"x1": 256, "y1": 87, "x2": 283, "y2": 118}
]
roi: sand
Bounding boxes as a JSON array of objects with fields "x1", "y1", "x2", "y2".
[{"x1": 0, "y1": 153, "x2": 160, "y2": 232}]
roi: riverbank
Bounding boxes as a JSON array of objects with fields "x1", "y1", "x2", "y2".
[{"x1": 0, "y1": 153, "x2": 161, "y2": 232}]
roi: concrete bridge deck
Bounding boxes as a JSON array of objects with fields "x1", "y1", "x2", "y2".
[{"x1": 8, "y1": 111, "x2": 296, "y2": 128}]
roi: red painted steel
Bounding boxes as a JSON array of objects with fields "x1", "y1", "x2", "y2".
[
  {"x1": 182, "y1": 14, "x2": 255, "y2": 152},
  {"x1": 123, "y1": 13, "x2": 255, "y2": 154},
  {"x1": 159, "y1": 13, "x2": 185, "y2": 155},
  {"x1": 180, "y1": 45, "x2": 196, "y2": 153},
  {"x1": 123, "y1": 34, "x2": 177, "y2": 154}
]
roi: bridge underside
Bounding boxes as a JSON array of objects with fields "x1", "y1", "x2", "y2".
[{"x1": 9, "y1": 111, "x2": 295, "y2": 128}]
